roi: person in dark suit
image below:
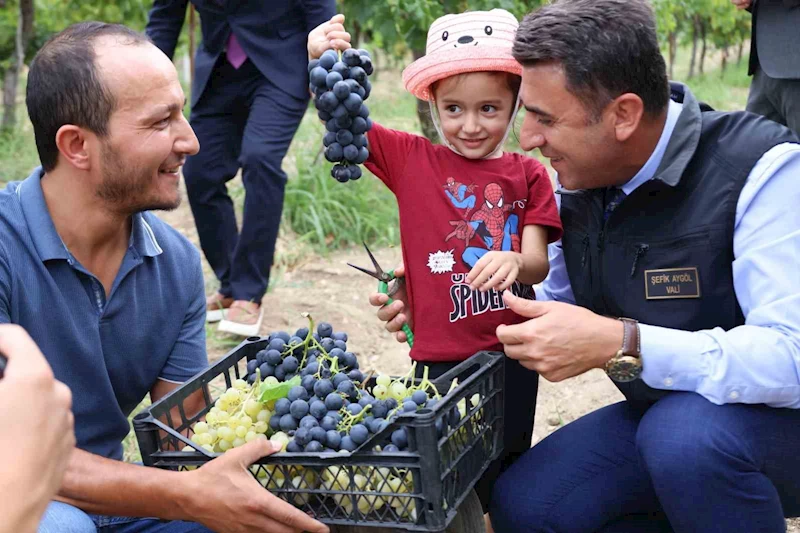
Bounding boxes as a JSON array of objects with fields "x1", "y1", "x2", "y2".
[
  {"x1": 732, "y1": 0, "x2": 800, "y2": 134},
  {"x1": 147, "y1": 1, "x2": 339, "y2": 336}
]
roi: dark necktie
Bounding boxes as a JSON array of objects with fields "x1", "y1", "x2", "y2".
[{"x1": 603, "y1": 187, "x2": 626, "y2": 222}]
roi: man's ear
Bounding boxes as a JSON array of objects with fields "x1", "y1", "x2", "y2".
[
  {"x1": 54, "y1": 125, "x2": 92, "y2": 171},
  {"x1": 609, "y1": 93, "x2": 645, "y2": 143}
]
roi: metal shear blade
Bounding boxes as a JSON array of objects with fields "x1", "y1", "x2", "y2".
[{"x1": 347, "y1": 242, "x2": 391, "y2": 282}]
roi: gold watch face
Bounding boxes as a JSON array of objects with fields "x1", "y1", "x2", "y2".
[{"x1": 606, "y1": 355, "x2": 643, "y2": 382}]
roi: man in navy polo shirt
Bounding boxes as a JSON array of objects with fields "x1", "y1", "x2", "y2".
[{"x1": 0, "y1": 22, "x2": 327, "y2": 533}]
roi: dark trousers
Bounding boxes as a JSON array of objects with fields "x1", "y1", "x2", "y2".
[
  {"x1": 747, "y1": 66, "x2": 800, "y2": 136},
  {"x1": 416, "y1": 357, "x2": 539, "y2": 512},
  {"x1": 491, "y1": 392, "x2": 800, "y2": 533},
  {"x1": 183, "y1": 58, "x2": 308, "y2": 302}
]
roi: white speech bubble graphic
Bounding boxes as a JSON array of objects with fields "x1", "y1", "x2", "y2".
[{"x1": 428, "y1": 250, "x2": 456, "y2": 274}]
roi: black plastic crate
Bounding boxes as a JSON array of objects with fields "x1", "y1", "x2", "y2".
[{"x1": 133, "y1": 338, "x2": 504, "y2": 531}]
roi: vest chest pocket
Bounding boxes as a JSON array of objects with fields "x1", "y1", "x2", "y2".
[{"x1": 619, "y1": 229, "x2": 735, "y2": 330}]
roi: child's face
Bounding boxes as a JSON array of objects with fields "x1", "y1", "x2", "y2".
[{"x1": 434, "y1": 72, "x2": 516, "y2": 159}]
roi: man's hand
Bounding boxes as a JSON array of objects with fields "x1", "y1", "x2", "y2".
[
  {"x1": 0, "y1": 324, "x2": 75, "y2": 533},
  {"x1": 184, "y1": 439, "x2": 328, "y2": 533},
  {"x1": 730, "y1": 0, "x2": 752, "y2": 10},
  {"x1": 466, "y1": 251, "x2": 523, "y2": 292},
  {"x1": 307, "y1": 14, "x2": 351, "y2": 60},
  {"x1": 368, "y1": 265, "x2": 413, "y2": 344},
  {"x1": 496, "y1": 291, "x2": 623, "y2": 382}
]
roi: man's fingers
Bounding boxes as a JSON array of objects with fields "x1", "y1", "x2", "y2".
[
  {"x1": 262, "y1": 494, "x2": 330, "y2": 533},
  {"x1": 502, "y1": 290, "x2": 549, "y2": 318},
  {"x1": 228, "y1": 439, "x2": 280, "y2": 467},
  {"x1": 54, "y1": 380, "x2": 73, "y2": 411},
  {"x1": 394, "y1": 330, "x2": 408, "y2": 344},
  {"x1": 394, "y1": 264, "x2": 405, "y2": 277},
  {"x1": 0, "y1": 324, "x2": 51, "y2": 377},
  {"x1": 496, "y1": 323, "x2": 525, "y2": 346}
]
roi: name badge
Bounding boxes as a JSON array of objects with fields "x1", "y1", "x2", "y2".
[{"x1": 644, "y1": 267, "x2": 701, "y2": 299}]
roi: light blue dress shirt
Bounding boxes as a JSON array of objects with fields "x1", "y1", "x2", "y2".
[{"x1": 536, "y1": 100, "x2": 800, "y2": 408}]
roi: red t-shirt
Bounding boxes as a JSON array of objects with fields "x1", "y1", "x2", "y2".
[{"x1": 365, "y1": 123, "x2": 562, "y2": 363}]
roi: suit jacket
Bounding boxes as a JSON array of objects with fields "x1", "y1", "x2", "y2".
[
  {"x1": 146, "y1": 0, "x2": 336, "y2": 107},
  {"x1": 748, "y1": 0, "x2": 800, "y2": 79}
]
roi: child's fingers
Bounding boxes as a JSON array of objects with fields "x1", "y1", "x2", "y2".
[
  {"x1": 483, "y1": 262, "x2": 518, "y2": 292},
  {"x1": 480, "y1": 262, "x2": 510, "y2": 292},
  {"x1": 329, "y1": 13, "x2": 345, "y2": 25},
  {"x1": 470, "y1": 259, "x2": 499, "y2": 290},
  {"x1": 496, "y1": 266, "x2": 519, "y2": 292},
  {"x1": 325, "y1": 22, "x2": 346, "y2": 33},
  {"x1": 328, "y1": 39, "x2": 352, "y2": 51},
  {"x1": 466, "y1": 253, "x2": 493, "y2": 285},
  {"x1": 325, "y1": 31, "x2": 352, "y2": 47},
  {"x1": 325, "y1": 29, "x2": 350, "y2": 41}
]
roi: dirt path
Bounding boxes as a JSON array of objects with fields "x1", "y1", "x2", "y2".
[{"x1": 156, "y1": 181, "x2": 799, "y2": 532}]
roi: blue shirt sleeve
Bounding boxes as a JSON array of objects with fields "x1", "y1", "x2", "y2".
[
  {"x1": 536, "y1": 190, "x2": 577, "y2": 304},
  {"x1": 640, "y1": 143, "x2": 800, "y2": 407},
  {"x1": 158, "y1": 253, "x2": 208, "y2": 383}
]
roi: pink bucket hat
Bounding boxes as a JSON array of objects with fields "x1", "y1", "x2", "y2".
[{"x1": 402, "y1": 9, "x2": 522, "y2": 102}]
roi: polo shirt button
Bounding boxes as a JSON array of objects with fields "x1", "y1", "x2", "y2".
[
  {"x1": 663, "y1": 377, "x2": 673, "y2": 387},
  {"x1": 729, "y1": 390, "x2": 740, "y2": 400}
]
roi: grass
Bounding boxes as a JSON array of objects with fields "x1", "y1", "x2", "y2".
[{"x1": 0, "y1": 126, "x2": 41, "y2": 183}]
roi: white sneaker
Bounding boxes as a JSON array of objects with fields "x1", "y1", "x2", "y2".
[{"x1": 217, "y1": 301, "x2": 264, "y2": 337}]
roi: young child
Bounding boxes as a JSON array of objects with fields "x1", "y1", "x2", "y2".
[{"x1": 308, "y1": 10, "x2": 562, "y2": 515}]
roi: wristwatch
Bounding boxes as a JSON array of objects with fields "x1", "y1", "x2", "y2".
[{"x1": 605, "y1": 317, "x2": 642, "y2": 382}]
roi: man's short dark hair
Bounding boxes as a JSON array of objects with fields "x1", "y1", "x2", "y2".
[
  {"x1": 26, "y1": 22, "x2": 151, "y2": 172},
  {"x1": 513, "y1": 0, "x2": 670, "y2": 121}
]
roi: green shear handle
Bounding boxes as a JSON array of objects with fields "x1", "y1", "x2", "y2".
[{"x1": 348, "y1": 244, "x2": 415, "y2": 348}]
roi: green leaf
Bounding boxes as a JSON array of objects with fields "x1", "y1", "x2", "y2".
[{"x1": 259, "y1": 375, "x2": 302, "y2": 403}]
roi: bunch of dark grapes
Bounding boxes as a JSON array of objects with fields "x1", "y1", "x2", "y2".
[
  {"x1": 241, "y1": 320, "x2": 468, "y2": 455},
  {"x1": 308, "y1": 48, "x2": 373, "y2": 183}
]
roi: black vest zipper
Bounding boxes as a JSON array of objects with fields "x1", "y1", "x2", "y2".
[
  {"x1": 581, "y1": 235, "x2": 590, "y2": 268},
  {"x1": 630, "y1": 244, "x2": 650, "y2": 278}
]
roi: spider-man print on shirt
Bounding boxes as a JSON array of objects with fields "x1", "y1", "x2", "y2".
[{"x1": 445, "y1": 182, "x2": 521, "y2": 268}]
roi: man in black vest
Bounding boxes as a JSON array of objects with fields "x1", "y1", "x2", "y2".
[
  {"x1": 733, "y1": 0, "x2": 800, "y2": 135},
  {"x1": 485, "y1": 0, "x2": 800, "y2": 531},
  {"x1": 370, "y1": 0, "x2": 800, "y2": 530}
]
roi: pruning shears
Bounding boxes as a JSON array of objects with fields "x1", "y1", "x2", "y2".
[{"x1": 348, "y1": 243, "x2": 415, "y2": 348}]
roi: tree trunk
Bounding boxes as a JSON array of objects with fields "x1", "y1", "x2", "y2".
[
  {"x1": 668, "y1": 32, "x2": 677, "y2": 79},
  {"x1": 688, "y1": 16, "x2": 699, "y2": 79},
  {"x1": 2, "y1": 0, "x2": 34, "y2": 131},
  {"x1": 412, "y1": 48, "x2": 439, "y2": 143},
  {"x1": 699, "y1": 20, "x2": 707, "y2": 75},
  {"x1": 352, "y1": 21, "x2": 362, "y2": 50},
  {"x1": 721, "y1": 46, "x2": 729, "y2": 76},
  {"x1": 737, "y1": 40, "x2": 744, "y2": 65}
]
